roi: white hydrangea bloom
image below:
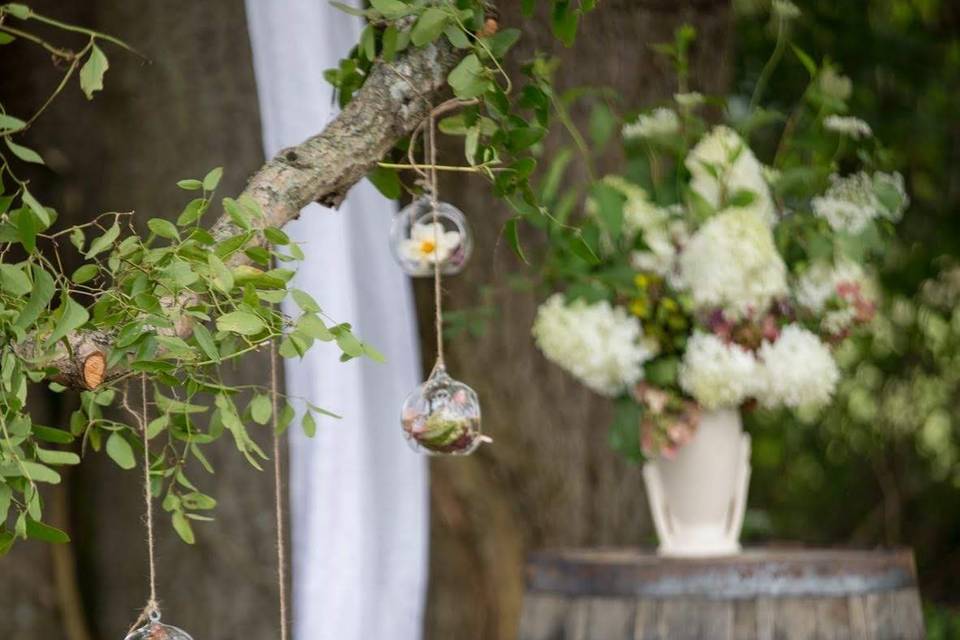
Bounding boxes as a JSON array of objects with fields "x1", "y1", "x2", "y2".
[
  {"x1": 756, "y1": 325, "x2": 839, "y2": 409},
  {"x1": 679, "y1": 332, "x2": 760, "y2": 409},
  {"x1": 795, "y1": 259, "x2": 868, "y2": 313},
  {"x1": 622, "y1": 107, "x2": 680, "y2": 140},
  {"x1": 679, "y1": 208, "x2": 788, "y2": 317},
  {"x1": 812, "y1": 171, "x2": 906, "y2": 233},
  {"x1": 685, "y1": 125, "x2": 777, "y2": 226},
  {"x1": 532, "y1": 294, "x2": 654, "y2": 397},
  {"x1": 823, "y1": 115, "x2": 873, "y2": 139}
]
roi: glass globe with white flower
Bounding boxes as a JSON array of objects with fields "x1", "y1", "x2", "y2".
[
  {"x1": 401, "y1": 364, "x2": 489, "y2": 455},
  {"x1": 389, "y1": 197, "x2": 473, "y2": 276}
]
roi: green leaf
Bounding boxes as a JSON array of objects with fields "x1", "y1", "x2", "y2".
[
  {"x1": 32, "y1": 426, "x2": 75, "y2": 444},
  {"x1": 148, "y1": 217, "x2": 180, "y2": 240},
  {"x1": 223, "y1": 197, "x2": 253, "y2": 231},
  {"x1": 264, "y1": 227, "x2": 290, "y2": 245},
  {"x1": 70, "y1": 264, "x2": 99, "y2": 284},
  {"x1": 608, "y1": 398, "x2": 643, "y2": 462},
  {"x1": 177, "y1": 198, "x2": 207, "y2": 226},
  {"x1": 504, "y1": 217, "x2": 528, "y2": 263},
  {"x1": 4, "y1": 4, "x2": 30, "y2": 19},
  {"x1": 590, "y1": 182, "x2": 626, "y2": 241},
  {"x1": 411, "y1": 7, "x2": 449, "y2": 47},
  {"x1": 291, "y1": 289, "x2": 321, "y2": 313},
  {"x1": 250, "y1": 394, "x2": 272, "y2": 425},
  {"x1": 367, "y1": 165, "x2": 402, "y2": 199},
  {"x1": 172, "y1": 510, "x2": 195, "y2": 544},
  {"x1": 216, "y1": 311, "x2": 265, "y2": 336},
  {"x1": 302, "y1": 411, "x2": 316, "y2": 437},
  {"x1": 0, "y1": 263, "x2": 30, "y2": 295},
  {"x1": 333, "y1": 327, "x2": 364, "y2": 357},
  {"x1": 177, "y1": 178, "x2": 204, "y2": 190},
  {"x1": 25, "y1": 519, "x2": 70, "y2": 544},
  {"x1": 20, "y1": 188, "x2": 50, "y2": 226},
  {"x1": 362, "y1": 342, "x2": 386, "y2": 363},
  {"x1": 79, "y1": 44, "x2": 109, "y2": 100},
  {"x1": 0, "y1": 461, "x2": 62, "y2": 484},
  {"x1": 14, "y1": 266, "x2": 54, "y2": 330},
  {"x1": 329, "y1": 1, "x2": 367, "y2": 17},
  {"x1": 202, "y1": 166, "x2": 223, "y2": 191},
  {"x1": 106, "y1": 432, "x2": 136, "y2": 470},
  {"x1": 551, "y1": 1, "x2": 580, "y2": 47},
  {"x1": 791, "y1": 45, "x2": 817, "y2": 77},
  {"x1": 85, "y1": 223, "x2": 120, "y2": 258},
  {"x1": 36, "y1": 449, "x2": 80, "y2": 466},
  {"x1": 370, "y1": 0, "x2": 411, "y2": 18},
  {"x1": 444, "y1": 24, "x2": 471, "y2": 49},
  {"x1": 5, "y1": 137, "x2": 43, "y2": 164},
  {"x1": 298, "y1": 314, "x2": 334, "y2": 341},
  {"x1": 192, "y1": 323, "x2": 220, "y2": 363},
  {"x1": 46, "y1": 297, "x2": 90, "y2": 347},
  {"x1": 447, "y1": 54, "x2": 489, "y2": 99},
  {"x1": 360, "y1": 25, "x2": 376, "y2": 61},
  {"x1": 207, "y1": 253, "x2": 234, "y2": 293},
  {"x1": 0, "y1": 114, "x2": 26, "y2": 132},
  {"x1": 484, "y1": 28, "x2": 521, "y2": 58}
]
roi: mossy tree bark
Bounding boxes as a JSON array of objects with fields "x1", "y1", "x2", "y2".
[{"x1": 419, "y1": 2, "x2": 733, "y2": 638}]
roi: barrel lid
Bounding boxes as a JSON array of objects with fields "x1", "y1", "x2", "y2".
[{"x1": 525, "y1": 548, "x2": 917, "y2": 599}]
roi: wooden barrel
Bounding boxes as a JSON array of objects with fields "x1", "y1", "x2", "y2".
[{"x1": 518, "y1": 549, "x2": 924, "y2": 640}]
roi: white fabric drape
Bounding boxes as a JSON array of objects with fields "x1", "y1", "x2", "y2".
[{"x1": 244, "y1": 2, "x2": 429, "y2": 639}]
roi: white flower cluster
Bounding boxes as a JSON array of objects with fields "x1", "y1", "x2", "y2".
[
  {"x1": 679, "y1": 208, "x2": 787, "y2": 317},
  {"x1": 674, "y1": 92, "x2": 704, "y2": 108},
  {"x1": 686, "y1": 125, "x2": 776, "y2": 226},
  {"x1": 622, "y1": 107, "x2": 680, "y2": 140},
  {"x1": 680, "y1": 326, "x2": 839, "y2": 410},
  {"x1": 795, "y1": 259, "x2": 868, "y2": 313},
  {"x1": 824, "y1": 115, "x2": 872, "y2": 139},
  {"x1": 679, "y1": 332, "x2": 759, "y2": 409},
  {"x1": 755, "y1": 325, "x2": 839, "y2": 409},
  {"x1": 812, "y1": 171, "x2": 907, "y2": 234},
  {"x1": 532, "y1": 294, "x2": 654, "y2": 397}
]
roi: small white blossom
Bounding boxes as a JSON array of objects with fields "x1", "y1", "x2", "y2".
[
  {"x1": 812, "y1": 171, "x2": 906, "y2": 233},
  {"x1": 622, "y1": 108, "x2": 680, "y2": 140},
  {"x1": 772, "y1": 0, "x2": 801, "y2": 19},
  {"x1": 686, "y1": 125, "x2": 777, "y2": 226},
  {"x1": 818, "y1": 67, "x2": 852, "y2": 101},
  {"x1": 674, "y1": 92, "x2": 704, "y2": 108},
  {"x1": 679, "y1": 332, "x2": 760, "y2": 409},
  {"x1": 679, "y1": 208, "x2": 788, "y2": 317},
  {"x1": 532, "y1": 294, "x2": 654, "y2": 397},
  {"x1": 756, "y1": 325, "x2": 839, "y2": 409},
  {"x1": 824, "y1": 115, "x2": 873, "y2": 139},
  {"x1": 398, "y1": 222, "x2": 461, "y2": 268}
]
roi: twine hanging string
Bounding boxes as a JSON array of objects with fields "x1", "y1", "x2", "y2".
[
  {"x1": 426, "y1": 112, "x2": 445, "y2": 372},
  {"x1": 127, "y1": 374, "x2": 160, "y2": 635},
  {"x1": 269, "y1": 339, "x2": 289, "y2": 640}
]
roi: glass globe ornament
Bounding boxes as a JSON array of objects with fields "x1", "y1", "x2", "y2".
[
  {"x1": 124, "y1": 613, "x2": 194, "y2": 640},
  {"x1": 390, "y1": 198, "x2": 473, "y2": 276},
  {"x1": 401, "y1": 365, "x2": 488, "y2": 455}
]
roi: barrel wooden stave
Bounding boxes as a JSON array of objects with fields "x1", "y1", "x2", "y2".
[{"x1": 518, "y1": 550, "x2": 925, "y2": 640}]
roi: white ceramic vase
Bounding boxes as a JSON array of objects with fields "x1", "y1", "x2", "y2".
[{"x1": 642, "y1": 408, "x2": 751, "y2": 557}]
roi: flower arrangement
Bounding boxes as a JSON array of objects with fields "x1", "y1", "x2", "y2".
[{"x1": 530, "y1": 21, "x2": 907, "y2": 460}]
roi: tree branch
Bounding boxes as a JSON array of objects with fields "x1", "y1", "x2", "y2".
[{"x1": 22, "y1": 40, "x2": 463, "y2": 390}]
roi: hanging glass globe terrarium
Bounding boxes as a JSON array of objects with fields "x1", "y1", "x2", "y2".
[
  {"x1": 401, "y1": 365, "x2": 488, "y2": 455},
  {"x1": 125, "y1": 613, "x2": 194, "y2": 640},
  {"x1": 389, "y1": 198, "x2": 473, "y2": 276}
]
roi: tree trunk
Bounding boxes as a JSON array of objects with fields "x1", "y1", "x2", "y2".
[
  {"x1": 421, "y1": 2, "x2": 733, "y2": 639},
  {"x1": 0, "y1": 1, "x2": 282, "y2": 638}
]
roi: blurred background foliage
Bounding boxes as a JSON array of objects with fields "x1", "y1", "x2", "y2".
[{"x1": 733, "y1": 0, "x2": 960, "y2": 628}]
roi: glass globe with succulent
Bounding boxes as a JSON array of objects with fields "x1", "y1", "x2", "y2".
[
  {"x1": 400, "y1": 365, "x2": 487, "y2": 455},
  {"x1": 124, "y1": 614, "x2": 194, "y2": 640}
]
